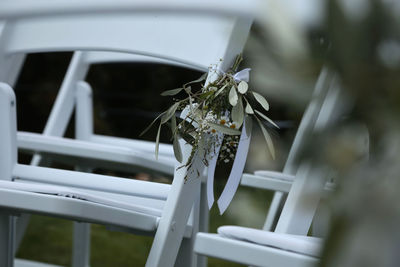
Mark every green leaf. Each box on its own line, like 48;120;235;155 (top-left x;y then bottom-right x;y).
171;115;176;135
255;110;279;129
215;83;228;97
160;88;183;96
245;116;252;136
232;97;244;127
256;118;275;159
229;86;238;106
155;123;162;160
209;122;241;135
173;134;183;163
161;102;179;124
140;111;166;136
184;72;207;87
252;92;270;111
199;91;214;100
184;86;192;94
244;99;254;114
238;81;248;94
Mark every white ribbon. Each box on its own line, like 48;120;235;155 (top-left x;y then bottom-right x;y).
233;68;251;83
206;118;252;214
206;133;224;209
217;118;252;214
210;67;251;83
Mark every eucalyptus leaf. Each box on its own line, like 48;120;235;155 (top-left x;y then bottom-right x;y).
229;86;238;106
245;99;254;114
155;123;162;160
252;92;270;111
173;134;183;163
256;118;275;159
171;115;177;135
160;88;183;96
184;86;192;94
238;81;249;94
255;110;280;129
232;97;244;127
161;102;179;124
209;122;241;135
140;111;166;136
215;83;228;97
199;91;214;100
184;72;207;87
245;116;252;136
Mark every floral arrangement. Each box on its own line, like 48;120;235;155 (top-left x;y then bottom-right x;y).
141;55;278;179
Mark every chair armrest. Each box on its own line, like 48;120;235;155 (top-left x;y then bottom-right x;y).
241;170;335;193
241;172;293;193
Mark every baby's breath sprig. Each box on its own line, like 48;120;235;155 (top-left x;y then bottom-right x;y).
141;55;278;179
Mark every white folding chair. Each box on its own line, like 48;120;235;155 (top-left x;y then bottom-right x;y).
13;51;209;266
241;68;338;231
0;1;255;266
194;70;344;266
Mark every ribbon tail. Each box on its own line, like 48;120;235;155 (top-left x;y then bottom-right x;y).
233;68;251;82
217;119;252;214
206;133;223;209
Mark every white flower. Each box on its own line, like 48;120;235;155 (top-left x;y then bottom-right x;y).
224;159;230;163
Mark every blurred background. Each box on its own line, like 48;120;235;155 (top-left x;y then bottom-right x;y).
12;0;400;266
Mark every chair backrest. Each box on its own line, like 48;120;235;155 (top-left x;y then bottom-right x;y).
0;0;253;144
261;68;338;231
0;1;253;71
275;75;343;235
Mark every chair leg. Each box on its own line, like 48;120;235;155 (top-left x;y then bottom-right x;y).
262;192;286;231
0;212;16;267
175;189;201;267
71;81;94;267
196;181;208;267
72;222;91;267
146;140;202;267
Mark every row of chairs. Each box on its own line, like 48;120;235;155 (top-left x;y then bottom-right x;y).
0;1;344;266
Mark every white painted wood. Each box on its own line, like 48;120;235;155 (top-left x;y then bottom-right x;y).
15;259;62;267
30;52;89;166
195;233;318;267
90;134;174;159
73;82;93;267
0;3;253;266
17;132;175;174
242;68;336;231
72;222;90;267
0;213;16;267
0;84;18;267
0;83;17;181
241;173;335;193
81;51;207;72
274;164;327;235
13;164;170;200
0;0;257;24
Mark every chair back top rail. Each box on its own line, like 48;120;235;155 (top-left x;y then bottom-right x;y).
0;0;254;71
0;0;257;19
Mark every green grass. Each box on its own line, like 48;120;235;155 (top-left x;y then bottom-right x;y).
16;185;272;267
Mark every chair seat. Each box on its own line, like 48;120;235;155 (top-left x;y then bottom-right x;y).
195;232;319;267
218;226;322;257
0;180;192;237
